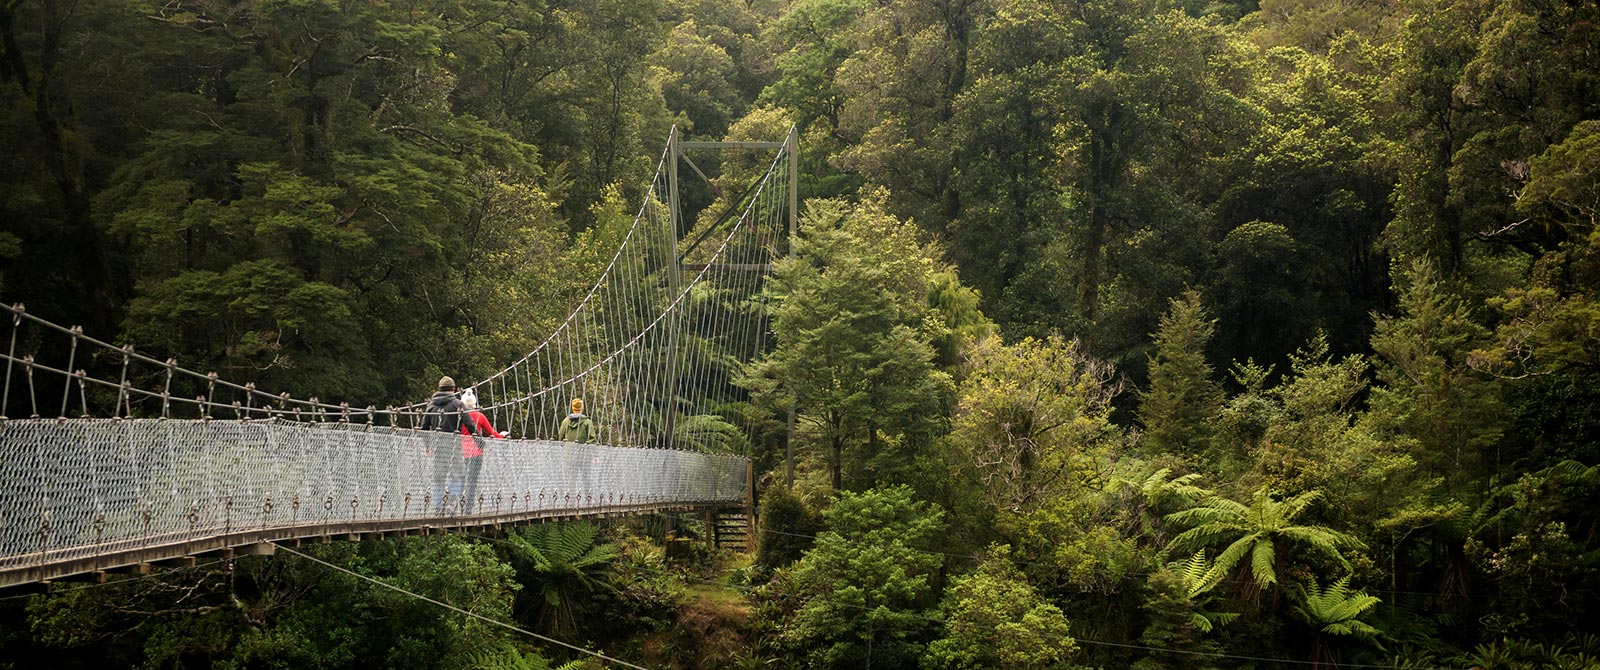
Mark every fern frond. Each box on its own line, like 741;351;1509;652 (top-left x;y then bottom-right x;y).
463;642;542;670
1277;489;1323;522
1210;534;1258;586
1250;539;1277;588
1167;473;1209;500
1165;505;1243;527
1177;550;1224;597
1544;459;1600;487
1179;550;1210;588
1278;526;1361;564
1165;523;1244;556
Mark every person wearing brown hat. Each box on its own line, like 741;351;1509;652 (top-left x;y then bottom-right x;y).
559;398;594;443
421;375;468;512
421;376;467;432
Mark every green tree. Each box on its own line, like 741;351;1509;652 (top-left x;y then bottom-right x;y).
772;486;946;670
1386;0;1600;278
1384;0;1491;275
22;536;524;669
1209;221;1312;364
1369;259;1503;485
1460;460;1600;639
828;0;986;231
1133;551;1236;670
1210;38;1399;362
761;0;864;140
924;547;1080;670
652;20;744;138
1137;290;1223;458
948;333;1121;515
740;196;955;491
1515;120;1600;234
755;485;826;575
0;0;123;331
1251;336;1434;540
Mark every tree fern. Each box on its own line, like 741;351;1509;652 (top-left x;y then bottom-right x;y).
1129;467;1210;505
504;522;620;637
1113;465;1215;546
1544;459;1600;486
1165;487;1363;593
1293;576;1383;643
673;413;743;453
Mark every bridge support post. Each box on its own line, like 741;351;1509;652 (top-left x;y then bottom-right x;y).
747;459;758;553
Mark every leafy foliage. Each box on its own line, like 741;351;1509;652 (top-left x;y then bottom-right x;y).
502;523;621;639
948;334;1122;515
1293;576;1382;642
5;0;1600;667
762;486;946;670
1166;487;1364;593
1292;575;1384;667
924;547;1080;670
1138;290;1223;458
740;196;956;491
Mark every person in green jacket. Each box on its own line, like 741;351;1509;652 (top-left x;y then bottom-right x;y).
559;398;595;443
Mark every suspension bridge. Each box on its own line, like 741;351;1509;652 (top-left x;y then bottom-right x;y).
0;128;797;589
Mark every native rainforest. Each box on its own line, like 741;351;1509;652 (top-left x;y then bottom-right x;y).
1;0;1598;668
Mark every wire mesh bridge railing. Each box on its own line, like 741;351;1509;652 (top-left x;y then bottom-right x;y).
0;128;794;587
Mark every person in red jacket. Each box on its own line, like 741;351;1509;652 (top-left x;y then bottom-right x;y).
459;388;505;513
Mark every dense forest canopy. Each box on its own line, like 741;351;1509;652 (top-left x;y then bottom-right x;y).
2;0;1598;668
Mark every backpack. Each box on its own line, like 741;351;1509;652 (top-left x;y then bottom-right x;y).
422;397;464;433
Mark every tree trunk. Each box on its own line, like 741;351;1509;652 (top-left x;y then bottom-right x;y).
1080;100;1124;322
830;412;843;490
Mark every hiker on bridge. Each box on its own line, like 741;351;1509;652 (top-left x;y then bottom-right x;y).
459;388;505;512
421;375;469;512
560;398;595;443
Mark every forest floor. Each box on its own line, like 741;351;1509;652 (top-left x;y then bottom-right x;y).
637;549;757;670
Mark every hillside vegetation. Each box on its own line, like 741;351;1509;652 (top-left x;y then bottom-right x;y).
2;0;1598;668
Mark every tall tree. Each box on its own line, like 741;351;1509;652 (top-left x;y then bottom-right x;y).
0;0;132;332
1137;290;1223;458
740;196;955;491
1369;259;1503;486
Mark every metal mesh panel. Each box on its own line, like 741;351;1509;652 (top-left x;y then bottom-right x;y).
0;418;749;572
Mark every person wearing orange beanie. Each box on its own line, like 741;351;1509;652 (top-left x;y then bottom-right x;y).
559;398;594;443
